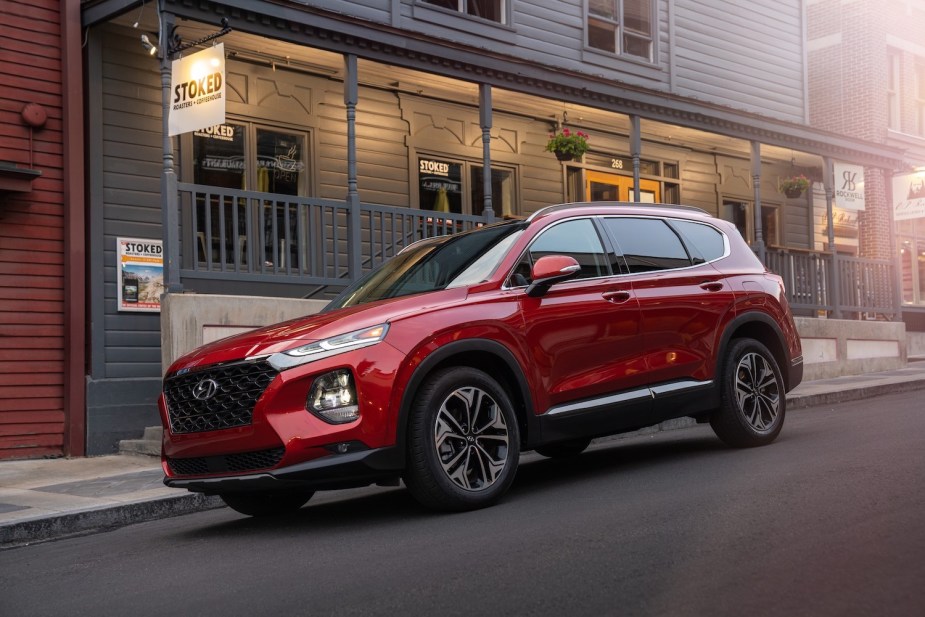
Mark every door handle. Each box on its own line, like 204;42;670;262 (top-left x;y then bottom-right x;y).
699;281;724;292
602;290;631;304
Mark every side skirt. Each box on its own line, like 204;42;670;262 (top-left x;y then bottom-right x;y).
536;380;718;446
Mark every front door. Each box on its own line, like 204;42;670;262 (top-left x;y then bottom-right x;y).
585;170;661;203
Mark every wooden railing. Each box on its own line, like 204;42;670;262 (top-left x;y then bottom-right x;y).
765;247;896;318
177;184;486;287
175;184;898;318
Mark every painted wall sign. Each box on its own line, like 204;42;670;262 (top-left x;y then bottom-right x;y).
893;172;925;221
169;44;226;136
117;238;164;312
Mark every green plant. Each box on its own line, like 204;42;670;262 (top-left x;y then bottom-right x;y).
545;128;590;159
778;174;810;195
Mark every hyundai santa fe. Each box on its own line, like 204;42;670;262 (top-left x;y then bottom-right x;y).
159;202;803;515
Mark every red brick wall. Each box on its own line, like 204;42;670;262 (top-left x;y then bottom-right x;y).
0;0;66;458
807;0;925;261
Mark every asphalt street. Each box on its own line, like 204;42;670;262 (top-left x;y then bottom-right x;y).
1;391;923;617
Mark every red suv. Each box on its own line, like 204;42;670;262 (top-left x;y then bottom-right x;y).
160;203;803;515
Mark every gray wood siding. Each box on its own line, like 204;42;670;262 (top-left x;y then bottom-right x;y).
290;0;393;24
304;1;805;122
782;200;811;250
671;0;806;121
96;27;165;380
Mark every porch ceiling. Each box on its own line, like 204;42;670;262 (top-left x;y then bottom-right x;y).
93;0;902;170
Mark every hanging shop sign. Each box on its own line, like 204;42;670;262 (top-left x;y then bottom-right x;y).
169;44;226;136
893;172;925;221
117;238;164;312
833;162;865;211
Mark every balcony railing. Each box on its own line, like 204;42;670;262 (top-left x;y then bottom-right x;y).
176;184;898;318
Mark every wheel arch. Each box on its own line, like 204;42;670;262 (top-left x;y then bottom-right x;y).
717;311;793;391
395;339;537;457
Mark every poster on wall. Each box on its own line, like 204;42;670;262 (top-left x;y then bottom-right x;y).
893;172;925;221
117;238;164;312
169;43;226;136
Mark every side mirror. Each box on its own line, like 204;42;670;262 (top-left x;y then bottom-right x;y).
526;255;581;297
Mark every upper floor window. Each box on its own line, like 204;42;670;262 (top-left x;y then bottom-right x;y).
587;0;653;62
888;50;901;131
422;0;505;23
916;62;925;137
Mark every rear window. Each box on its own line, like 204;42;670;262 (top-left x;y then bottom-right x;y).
671;220;727;262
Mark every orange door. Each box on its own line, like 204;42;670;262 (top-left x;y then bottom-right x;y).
585;170;660;203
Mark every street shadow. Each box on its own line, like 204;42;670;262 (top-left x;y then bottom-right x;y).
174;427;786;540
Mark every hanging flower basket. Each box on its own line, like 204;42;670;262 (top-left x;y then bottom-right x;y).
545;128;589;162
779;174;810;198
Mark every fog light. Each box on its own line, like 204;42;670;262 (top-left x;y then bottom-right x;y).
307;369;359;424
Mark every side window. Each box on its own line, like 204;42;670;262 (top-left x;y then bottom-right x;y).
670;220;727;263
603;218;692;273
513;218;609;284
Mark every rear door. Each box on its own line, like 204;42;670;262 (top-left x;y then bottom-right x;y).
601;216;735;387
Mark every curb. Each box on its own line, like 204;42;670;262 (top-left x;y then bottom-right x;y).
786;377;925;410
4;378;925;549
0;493;224;550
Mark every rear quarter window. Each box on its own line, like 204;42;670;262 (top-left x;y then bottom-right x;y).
670;220;727;262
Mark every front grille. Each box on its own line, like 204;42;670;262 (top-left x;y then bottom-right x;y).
167;447;286;477
163;360;278;434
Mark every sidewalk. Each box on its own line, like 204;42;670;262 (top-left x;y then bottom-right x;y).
3;363;925;549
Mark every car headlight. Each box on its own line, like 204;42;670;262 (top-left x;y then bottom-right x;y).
267;324;389;371
307;369;359;424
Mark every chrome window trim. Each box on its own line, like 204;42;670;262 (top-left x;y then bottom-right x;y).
545;379;714;417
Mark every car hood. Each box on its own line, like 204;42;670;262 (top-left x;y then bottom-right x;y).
165;287;470;375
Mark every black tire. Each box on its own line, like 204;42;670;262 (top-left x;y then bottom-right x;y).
710;338;785;448
404;367;520;511
535;438;592;459
219;490;314;517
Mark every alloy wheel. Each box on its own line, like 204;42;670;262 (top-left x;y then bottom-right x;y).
734;351;781;433
433;386;510;492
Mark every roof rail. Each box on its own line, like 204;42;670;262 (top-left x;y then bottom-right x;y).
526;201;710;221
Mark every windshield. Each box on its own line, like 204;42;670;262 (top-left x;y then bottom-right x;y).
326;222;525;311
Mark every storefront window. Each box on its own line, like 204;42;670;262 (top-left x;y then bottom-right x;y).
418;157;518;217
188;123;308;268
471;166;515;217
193;123;246;189
898;220;925;305
419;157;463;214
256;128;304;195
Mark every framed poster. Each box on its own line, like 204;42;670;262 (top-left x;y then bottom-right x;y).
117;238;164;312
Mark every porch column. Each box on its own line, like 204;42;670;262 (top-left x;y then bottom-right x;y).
630;115;641;202
824;157;842;318
751;141;765;264
159;9;182;292
479;84;495;220
344;54;361;278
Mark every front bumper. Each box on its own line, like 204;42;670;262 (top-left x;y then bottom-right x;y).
164;445;404;494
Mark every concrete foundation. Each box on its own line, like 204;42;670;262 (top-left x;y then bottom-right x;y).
160;293;329;372
796;317;906;380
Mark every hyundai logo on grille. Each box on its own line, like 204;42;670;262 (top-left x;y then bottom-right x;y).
192;378;220;401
